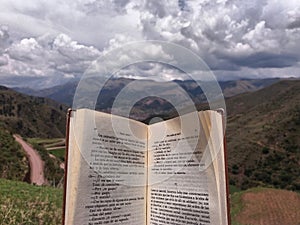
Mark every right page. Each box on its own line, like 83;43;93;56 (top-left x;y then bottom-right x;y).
147;110;229;225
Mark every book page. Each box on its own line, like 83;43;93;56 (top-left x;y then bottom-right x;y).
65;108;148;225
147;111;228;225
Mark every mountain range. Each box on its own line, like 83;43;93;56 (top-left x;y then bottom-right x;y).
0;86;67;138
14;77;279;104
13;77;280;121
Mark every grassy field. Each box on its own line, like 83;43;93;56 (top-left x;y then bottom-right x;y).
28;138;65;149
0;179;63;225
49;148;65;161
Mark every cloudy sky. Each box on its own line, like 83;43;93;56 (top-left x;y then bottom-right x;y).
0;0;300;88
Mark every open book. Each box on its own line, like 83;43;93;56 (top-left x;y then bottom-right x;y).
63;108;230;225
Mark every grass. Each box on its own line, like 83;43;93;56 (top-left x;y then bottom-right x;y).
0;178;63;224
28;138;65;148
230;185;241;195
230;188;244;225
28;138;63;145
49;148;66;161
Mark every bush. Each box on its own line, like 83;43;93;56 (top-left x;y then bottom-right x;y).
262;147;269;154
232;164;239;175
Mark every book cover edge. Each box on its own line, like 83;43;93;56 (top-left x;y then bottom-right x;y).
62;108;73;225
218;108;231;225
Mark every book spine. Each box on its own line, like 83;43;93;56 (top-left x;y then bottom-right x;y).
62;108;73;225
223;122;231;225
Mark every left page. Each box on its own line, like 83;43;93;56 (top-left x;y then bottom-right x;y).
64;108;148;225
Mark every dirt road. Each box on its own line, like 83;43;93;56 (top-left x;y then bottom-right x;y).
14;135;46;185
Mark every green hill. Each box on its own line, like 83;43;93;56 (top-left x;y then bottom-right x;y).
0;86;67;138
0;129;28;181
226;80;300;190
0;86;67;183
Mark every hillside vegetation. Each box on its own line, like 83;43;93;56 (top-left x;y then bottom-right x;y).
226;80;300;190
0;128;28;181
0;126;64;184
0;86;67;138
0;86;67;182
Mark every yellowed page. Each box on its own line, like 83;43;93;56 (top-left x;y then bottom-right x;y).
147;110;228;225
200;111;228;224
64;108;148;225
64;109;83;225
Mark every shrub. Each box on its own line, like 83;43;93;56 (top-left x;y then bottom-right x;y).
262;147;269;154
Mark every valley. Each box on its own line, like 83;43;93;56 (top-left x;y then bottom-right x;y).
0;78;299;224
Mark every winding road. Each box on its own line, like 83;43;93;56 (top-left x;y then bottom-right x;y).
14;135;46;185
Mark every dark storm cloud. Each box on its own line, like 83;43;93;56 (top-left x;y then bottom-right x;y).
229;52;299;69
287;19;300;29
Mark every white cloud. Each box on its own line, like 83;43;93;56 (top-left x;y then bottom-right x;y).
52;33;100;61
114;62;188;81
242;21;278;52
8;37;45;62
0;0;300;88
0;55;8;66
2;32;101;83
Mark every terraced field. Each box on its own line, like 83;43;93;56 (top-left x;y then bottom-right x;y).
231;187;300;225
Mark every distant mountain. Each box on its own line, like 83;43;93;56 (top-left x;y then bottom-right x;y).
13;80;79;106
220;78;281;97
0;86;68;138
0;75;75;90
6;78;300;191
13;78;280;107
225;80;300;191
